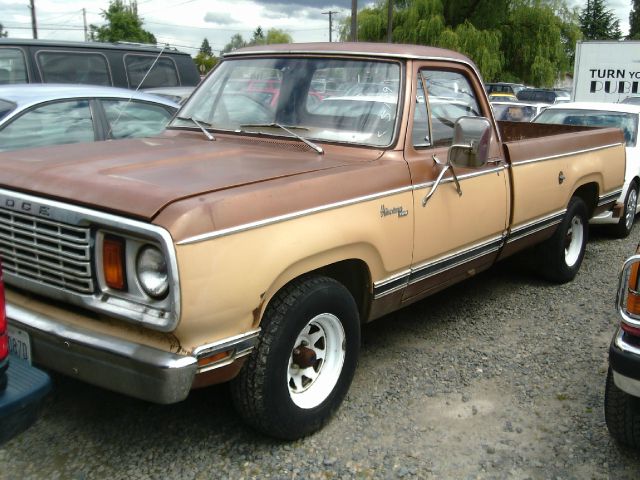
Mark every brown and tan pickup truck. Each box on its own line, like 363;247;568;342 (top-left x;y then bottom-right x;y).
0;43;626;439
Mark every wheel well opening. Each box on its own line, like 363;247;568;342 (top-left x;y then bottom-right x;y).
573;182;598;218
313;259;372;323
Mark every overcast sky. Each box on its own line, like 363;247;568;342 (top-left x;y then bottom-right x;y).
0;0;634;56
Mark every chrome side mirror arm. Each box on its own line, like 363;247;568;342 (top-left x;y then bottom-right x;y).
422;154;463;207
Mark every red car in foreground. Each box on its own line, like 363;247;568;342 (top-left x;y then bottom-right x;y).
0;261;51;445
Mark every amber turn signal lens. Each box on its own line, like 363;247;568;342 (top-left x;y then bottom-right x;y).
197;351;230;369
103;236;126;290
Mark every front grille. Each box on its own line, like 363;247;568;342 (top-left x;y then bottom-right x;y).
0;207;94;294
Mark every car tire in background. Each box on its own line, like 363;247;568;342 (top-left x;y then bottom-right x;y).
610;181;638;238
605;367;640;449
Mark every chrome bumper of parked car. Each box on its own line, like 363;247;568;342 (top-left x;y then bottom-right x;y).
6;302;198;404
610;327;640;397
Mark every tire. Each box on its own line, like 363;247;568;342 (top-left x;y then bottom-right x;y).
610;182;638;238
538;196;588;283
605;367;640;449
230;275;360;440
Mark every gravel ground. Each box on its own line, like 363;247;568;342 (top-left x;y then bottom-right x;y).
2;225;640;479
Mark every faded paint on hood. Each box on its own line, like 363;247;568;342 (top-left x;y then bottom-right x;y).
0;131;383;220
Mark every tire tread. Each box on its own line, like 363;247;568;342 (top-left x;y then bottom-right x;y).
605;368;640;449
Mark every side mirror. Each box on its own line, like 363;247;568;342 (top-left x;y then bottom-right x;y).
448;116;492;168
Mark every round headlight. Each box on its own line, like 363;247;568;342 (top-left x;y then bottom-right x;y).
136;246;169;299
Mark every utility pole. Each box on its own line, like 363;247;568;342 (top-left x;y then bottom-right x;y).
83;8;88;41
350;0;357;42
29;0;37;39
322;11;337;42
387;0;393;43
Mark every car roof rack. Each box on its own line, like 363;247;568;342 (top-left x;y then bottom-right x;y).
114;41;178;52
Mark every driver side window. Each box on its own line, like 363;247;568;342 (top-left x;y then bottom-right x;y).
412;69;481;149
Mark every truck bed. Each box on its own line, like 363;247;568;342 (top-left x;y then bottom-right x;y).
498;121;626;231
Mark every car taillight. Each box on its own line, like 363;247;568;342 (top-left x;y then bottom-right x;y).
0;262;7;362
626;262;640;315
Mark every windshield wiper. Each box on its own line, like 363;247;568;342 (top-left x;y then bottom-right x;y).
176;116;215;141
240;122;323;155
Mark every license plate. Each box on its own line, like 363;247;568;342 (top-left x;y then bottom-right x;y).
7;325;31;364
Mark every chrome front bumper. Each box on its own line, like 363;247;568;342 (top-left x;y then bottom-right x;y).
7;303;197;404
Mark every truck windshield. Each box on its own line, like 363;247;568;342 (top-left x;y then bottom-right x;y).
171;57;401;147
535;109;638;147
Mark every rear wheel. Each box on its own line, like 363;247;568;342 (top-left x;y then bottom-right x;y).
230;275;360;440
610;182;638;238
538;196;588;283
605;367;640;449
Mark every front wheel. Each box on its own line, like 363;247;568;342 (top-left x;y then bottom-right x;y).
538;196;588;283
230;275;360;440
610;182;638;238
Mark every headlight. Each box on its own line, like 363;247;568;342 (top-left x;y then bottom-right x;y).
136;245;169;299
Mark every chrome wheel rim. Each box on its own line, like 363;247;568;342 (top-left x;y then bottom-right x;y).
287;313;345;409
625;188;638;231
565;215;584;267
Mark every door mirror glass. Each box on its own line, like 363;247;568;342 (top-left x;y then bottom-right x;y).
448;116;491;168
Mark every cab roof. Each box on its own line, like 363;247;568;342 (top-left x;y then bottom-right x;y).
226;42;473;64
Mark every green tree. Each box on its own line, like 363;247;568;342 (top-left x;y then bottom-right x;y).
345;0;503;81
90;0;156;44
250;26;266;45
579;0;622;40
338;0;582;84
630;0;640;39
199;38;213;56
444;0;509;30
194;52;217;74
501;2;569;86
221;33;247;53
0;23;8;38
196;37;216;74
265;28;292;44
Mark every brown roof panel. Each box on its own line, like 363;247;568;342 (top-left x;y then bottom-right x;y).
227;42;472;64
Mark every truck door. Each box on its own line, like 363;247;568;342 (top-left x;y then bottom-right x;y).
403;62;509;302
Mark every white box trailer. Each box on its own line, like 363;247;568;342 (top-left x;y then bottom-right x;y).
572;40;640;103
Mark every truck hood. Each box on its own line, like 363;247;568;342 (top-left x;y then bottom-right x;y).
0;132;379;220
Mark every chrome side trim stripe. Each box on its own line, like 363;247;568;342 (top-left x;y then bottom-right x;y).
507;210;565;244
179;167;507;246
413;165;505;190
177;185;413;245
510;143;623;167
372;270;411;299
598;189;623;206
409;236;503;285
373;236;503;299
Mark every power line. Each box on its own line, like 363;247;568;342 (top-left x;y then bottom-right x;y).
4;26;86;31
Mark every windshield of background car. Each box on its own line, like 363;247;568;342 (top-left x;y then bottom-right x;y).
535;109;639;147
492;103;538;122
0;99;16;121
172;57;401;147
